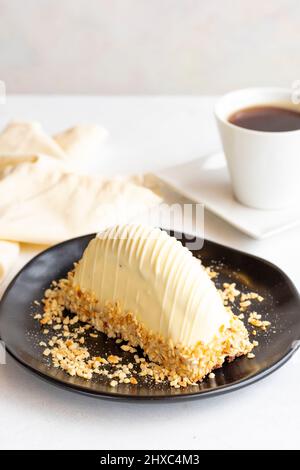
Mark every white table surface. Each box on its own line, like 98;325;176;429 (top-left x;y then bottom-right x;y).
0;95;300;450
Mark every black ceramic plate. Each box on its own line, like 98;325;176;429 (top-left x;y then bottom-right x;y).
0;232;300;401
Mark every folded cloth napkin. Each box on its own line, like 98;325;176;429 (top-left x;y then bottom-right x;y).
0;120;161;266
0;154;161;244
0;120;108;165
53;124;108;163
0;240;20;283
0;121;66;160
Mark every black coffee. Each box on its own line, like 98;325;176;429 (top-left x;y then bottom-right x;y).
228;105;300;132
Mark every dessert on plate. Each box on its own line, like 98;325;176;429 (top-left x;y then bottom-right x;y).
60;224;253;384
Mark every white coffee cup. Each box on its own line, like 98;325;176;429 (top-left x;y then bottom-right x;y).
215;87;300;210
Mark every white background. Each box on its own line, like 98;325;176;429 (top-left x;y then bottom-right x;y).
0;0;300;94
0;95;299;450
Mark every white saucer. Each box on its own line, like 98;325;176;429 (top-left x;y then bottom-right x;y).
153;151;300;240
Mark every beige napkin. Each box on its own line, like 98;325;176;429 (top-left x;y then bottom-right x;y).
0;155;161;244
0;121;161;274
0;121;66;160
0;240;20;283
54;124;108;163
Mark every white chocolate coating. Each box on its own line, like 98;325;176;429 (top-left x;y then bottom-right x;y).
73;224;231;346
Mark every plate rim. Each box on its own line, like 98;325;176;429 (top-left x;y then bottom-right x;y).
5;337;299;402
1;232;300;401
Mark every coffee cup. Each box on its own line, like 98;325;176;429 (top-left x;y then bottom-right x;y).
215;87;300;210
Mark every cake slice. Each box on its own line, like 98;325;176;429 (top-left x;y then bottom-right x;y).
64;224;253;383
